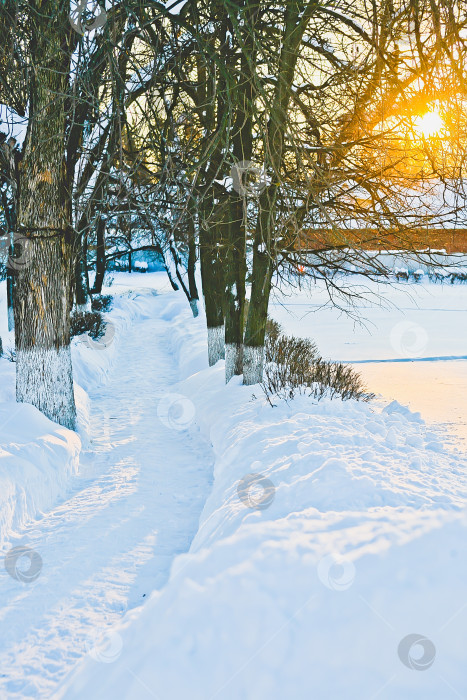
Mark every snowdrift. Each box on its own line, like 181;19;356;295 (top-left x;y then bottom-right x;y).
0;402;80;548
58;292;467;700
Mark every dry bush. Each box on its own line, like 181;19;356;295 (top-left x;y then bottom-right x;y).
262;324;373;405
70;310;106;341
91;294;113;312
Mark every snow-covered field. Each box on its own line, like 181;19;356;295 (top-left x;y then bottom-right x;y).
1;272;467;699
270;277;467;445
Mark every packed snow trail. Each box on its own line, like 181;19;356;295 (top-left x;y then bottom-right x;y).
0;292;213;698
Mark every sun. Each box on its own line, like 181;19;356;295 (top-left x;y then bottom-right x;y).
413;109;444;138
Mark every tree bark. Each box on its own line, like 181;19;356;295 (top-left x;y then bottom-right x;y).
224;196;246;382
15;1;76;429
199;200;226;365
243;2;312;385
74;230;90;309
224;0;254;383
0;148;18;331
92;215;106;293
187;202;199;318
243;204;274;384
2;207;16;332
195;20;229;365
7;268;14;331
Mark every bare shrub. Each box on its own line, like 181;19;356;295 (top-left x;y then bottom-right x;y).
70;310;106;341
262;327;373;405
91;294;113;312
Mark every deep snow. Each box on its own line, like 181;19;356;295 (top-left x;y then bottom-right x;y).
0;272;466;699
59;274;467;700
0;279;213;697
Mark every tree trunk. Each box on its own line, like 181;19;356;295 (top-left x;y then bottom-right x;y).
168;238;197;313
74;230;90;310
92;216;106;293
187;206;199;318
195;22;229;365
7;266;14;331
164;262;179;290
224;196;246;382
243;226;273;385
224;0;254;383
243;3;309;385
199;203;225;366
0;174;17;331
15;1;76;429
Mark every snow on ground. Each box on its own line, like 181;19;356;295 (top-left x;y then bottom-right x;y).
1;272;467;699
0;402;80;550
58;274;467;700
269;277;467;445
0;275;213;697
0;290;81;548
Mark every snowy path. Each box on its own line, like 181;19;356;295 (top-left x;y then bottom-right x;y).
0;295;213;698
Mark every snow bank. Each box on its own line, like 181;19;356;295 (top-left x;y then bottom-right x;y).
0;285;81;547
0;283;161;549
58;295;467;700
0;404;80;549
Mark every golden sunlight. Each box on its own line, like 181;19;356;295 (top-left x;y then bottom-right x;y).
413;109;444;138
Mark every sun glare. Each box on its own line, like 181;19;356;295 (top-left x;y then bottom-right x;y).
413;110;444;138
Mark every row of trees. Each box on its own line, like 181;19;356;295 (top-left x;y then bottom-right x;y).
1;0;466;429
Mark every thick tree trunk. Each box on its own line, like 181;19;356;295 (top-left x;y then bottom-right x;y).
243;233;273;385
15;3;76;429
243;187;275;385
199;207;225;366
224;196;246;382
195;22;229;365
243;3;308;385
92;216;106;293
224;0;254;383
